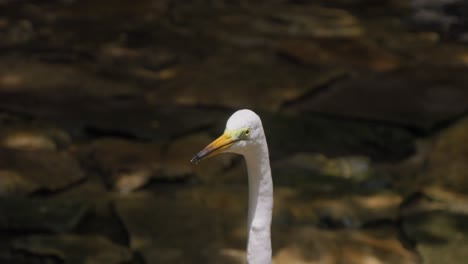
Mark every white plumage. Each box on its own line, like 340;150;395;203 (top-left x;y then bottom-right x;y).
192;109;273;264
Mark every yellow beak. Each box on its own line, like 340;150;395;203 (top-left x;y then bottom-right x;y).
191;133;236;164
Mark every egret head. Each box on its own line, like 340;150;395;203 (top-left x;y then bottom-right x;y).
191;109;264;163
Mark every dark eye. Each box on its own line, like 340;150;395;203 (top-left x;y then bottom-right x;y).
245;129;250;136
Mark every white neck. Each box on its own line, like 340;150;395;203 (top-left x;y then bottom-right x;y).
244;138;273;264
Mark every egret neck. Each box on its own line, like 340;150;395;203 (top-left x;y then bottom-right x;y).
190;109;274;264
244;138;273;264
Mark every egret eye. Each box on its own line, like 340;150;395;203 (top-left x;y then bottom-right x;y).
245;129;250;136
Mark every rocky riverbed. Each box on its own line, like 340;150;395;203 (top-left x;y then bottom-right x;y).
1;0;468;263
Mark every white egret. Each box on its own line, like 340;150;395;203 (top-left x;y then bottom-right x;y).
191;109;273;264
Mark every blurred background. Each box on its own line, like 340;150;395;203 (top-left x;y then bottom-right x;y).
0;0;468;263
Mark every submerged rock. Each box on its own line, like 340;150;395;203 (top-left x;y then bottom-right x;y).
417;240;468;264
0;122;71;151
0;197;87;232
409;0;468;42
274;227;418;264
402;210;468;264
276;189;402;228
276;153;373;181
13;235;132;264
76;138;164;193
0;170;37;195
0;148;85;196
278;38;401;72
287;66;468;131
403;211;468;244
114;191;245;263
422;116;468;192
226;4;362;39
262;113;415;161
401;185;468;264
147;51;346;111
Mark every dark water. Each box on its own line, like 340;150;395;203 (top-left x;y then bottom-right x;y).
1;0;468;263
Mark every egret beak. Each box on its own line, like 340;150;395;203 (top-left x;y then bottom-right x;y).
191;133;236;164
